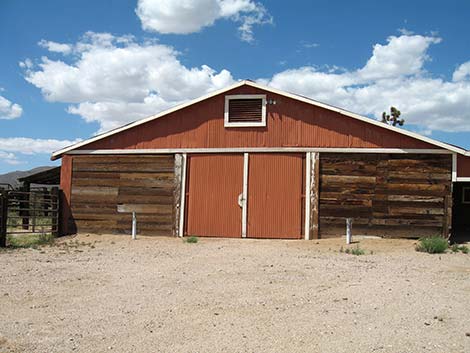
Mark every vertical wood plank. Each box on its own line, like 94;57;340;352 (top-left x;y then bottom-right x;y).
442;193;452;238
174;154;182;237
310;152;320;239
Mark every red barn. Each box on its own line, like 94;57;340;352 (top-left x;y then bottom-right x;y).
52;80;470;240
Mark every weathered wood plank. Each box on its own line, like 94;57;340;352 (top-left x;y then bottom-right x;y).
70;155;176;236
319;153;452;239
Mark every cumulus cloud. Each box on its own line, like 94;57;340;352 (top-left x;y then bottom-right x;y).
22;32;470;135
264;34;470;132
0;95;23;119
23;32;234;132
0;137;81;165
136;0;272;42
0;137;81;155
38;40;72;54
0;151;21;165
453;61;470;82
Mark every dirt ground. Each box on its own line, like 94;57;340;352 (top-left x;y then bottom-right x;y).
0;234;469;353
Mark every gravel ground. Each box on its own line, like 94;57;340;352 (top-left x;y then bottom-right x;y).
0;234;469;353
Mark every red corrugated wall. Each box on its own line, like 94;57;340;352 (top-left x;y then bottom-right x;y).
185;154;244;237
81;85;437;151
247;153;303;239
457;154;470;178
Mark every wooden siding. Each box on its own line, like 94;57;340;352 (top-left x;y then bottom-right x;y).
81;85;437;152
319;153;452;238
247;153;304;239
70;155;175;235
185;154;244;237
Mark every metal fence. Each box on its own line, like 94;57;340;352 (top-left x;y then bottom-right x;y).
0;187;59;247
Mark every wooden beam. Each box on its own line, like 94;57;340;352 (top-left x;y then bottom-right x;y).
305;152;320;240
174;154;183;237
310;152;320;239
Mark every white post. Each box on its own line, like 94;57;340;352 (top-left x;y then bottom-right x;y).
132;212;137;240
241;153;249;238
452;153;457;182
304;152;311;240
346;218;352;244
178;153;187;237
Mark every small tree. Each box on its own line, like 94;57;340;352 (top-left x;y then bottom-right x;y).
382;106;404;126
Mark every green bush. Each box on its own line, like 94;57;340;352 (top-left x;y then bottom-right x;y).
344;245;365;256
459;245;469;254
185;236;198;244
416;236;448;254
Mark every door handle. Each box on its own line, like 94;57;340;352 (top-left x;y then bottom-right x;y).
238;193;244;208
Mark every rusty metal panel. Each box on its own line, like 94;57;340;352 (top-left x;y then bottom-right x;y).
247;153;303;239
83;85;437;151
185;154;243;237
60;155;74;235
457;154;470;177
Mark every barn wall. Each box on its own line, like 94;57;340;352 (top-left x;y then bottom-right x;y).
59;155;74;235
319;153;452;238
70;155;175;235
82;85;437;151
457;154;470;178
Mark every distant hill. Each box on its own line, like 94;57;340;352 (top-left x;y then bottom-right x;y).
0;166;55;189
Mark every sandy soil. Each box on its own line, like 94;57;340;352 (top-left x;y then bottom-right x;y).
0;234;469;353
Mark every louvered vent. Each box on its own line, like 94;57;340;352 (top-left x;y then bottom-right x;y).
228;99;263;123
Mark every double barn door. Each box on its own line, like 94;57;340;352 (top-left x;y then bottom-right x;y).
185;153;303;239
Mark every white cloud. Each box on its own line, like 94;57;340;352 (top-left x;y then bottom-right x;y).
38;40;72;54
136;0;272;42
22;32;470;135
23;32;234;132
0;137;80;166
357;35;441;80
0;151;21;165
0;95;23;119
0;137;82;155
301;41;319;49
453;61;470;82
264;34;470;132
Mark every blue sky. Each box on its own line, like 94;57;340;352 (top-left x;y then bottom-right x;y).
1;0;470;174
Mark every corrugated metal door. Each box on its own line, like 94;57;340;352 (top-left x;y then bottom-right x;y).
247;153;303;239
185;154;244;237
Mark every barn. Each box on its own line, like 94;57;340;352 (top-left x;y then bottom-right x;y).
52;80;470;240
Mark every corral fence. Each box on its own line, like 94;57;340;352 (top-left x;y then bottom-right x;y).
0;187;59;247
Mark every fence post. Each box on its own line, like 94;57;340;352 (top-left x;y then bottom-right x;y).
0;190;8;247
51;187;59;237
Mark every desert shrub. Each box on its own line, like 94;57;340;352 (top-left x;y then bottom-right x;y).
344;245;365;256
451;244;460;253
416;236;448;254
459;245;469;254
185;236;198;244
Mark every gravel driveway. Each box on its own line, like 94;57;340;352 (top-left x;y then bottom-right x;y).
0;234;469;353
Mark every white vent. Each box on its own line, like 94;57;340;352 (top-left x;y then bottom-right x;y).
224;94;267;127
